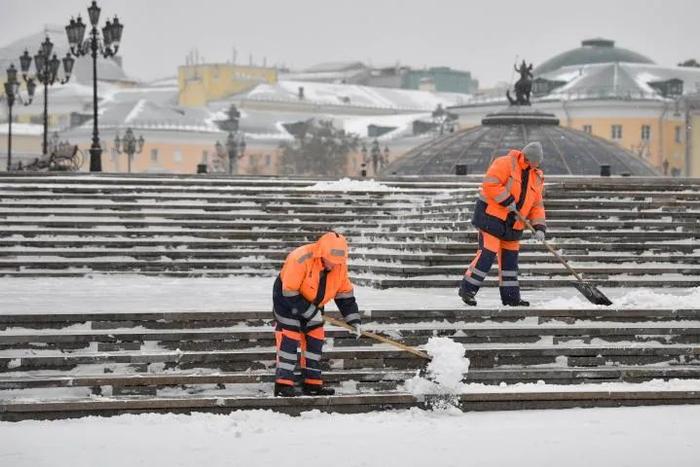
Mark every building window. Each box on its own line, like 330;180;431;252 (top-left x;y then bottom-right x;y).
150;148;159;162
641;125;651;141
611;124;622;140
675;126;682;143
202;150;209;164
582;125;592;134
174;149;182;163
265;154;271;166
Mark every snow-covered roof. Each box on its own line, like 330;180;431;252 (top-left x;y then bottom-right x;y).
539;63;700;101
235;80;472;111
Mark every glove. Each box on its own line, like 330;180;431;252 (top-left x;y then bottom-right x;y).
534;230;546;242
351;322;362;339
507;202;517;212
307;308;324;327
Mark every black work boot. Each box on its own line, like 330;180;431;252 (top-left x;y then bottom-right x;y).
502;298;530;307
302;383;335;396
274;383;297;397
459;288;477;306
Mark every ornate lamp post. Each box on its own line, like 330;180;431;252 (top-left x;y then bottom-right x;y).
65;1;123;172
360;143;368;177
114;128;144;173
3;64;36;171
215;132;246;175
19;37;75;157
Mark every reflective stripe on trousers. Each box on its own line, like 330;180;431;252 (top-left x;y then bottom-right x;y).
461;230;520;301
274;322;326;385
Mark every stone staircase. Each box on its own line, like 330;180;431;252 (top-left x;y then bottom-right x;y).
0;174;698;287
1;173;699;420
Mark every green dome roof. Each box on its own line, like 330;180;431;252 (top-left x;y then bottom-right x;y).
534;38;654;76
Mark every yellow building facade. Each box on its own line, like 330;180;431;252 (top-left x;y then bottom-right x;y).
178;64;278;107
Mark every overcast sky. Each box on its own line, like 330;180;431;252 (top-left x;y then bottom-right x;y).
1;0;698;87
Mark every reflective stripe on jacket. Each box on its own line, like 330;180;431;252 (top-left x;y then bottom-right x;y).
471;150;546;240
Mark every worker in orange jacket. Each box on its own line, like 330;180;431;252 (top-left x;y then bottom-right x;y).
272;231;362;397
459;142;547;307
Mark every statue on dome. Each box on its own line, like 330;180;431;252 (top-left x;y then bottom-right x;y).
506;60;534;106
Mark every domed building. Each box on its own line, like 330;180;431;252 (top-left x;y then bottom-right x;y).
383;107;659;176
533;38;655;75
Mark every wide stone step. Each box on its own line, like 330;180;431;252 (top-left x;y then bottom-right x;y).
0;238;694;255
2;344;699;373
0;257;696;275
0;226;695;242
3;388;700;420
3;201;697;222
4;323;700;351
0;183;442;197
4;309;699;330
3;366;700;392
3;211;697;230
1;249;697;266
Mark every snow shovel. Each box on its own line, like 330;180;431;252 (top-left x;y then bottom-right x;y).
323;315;431;360
515;212;613;306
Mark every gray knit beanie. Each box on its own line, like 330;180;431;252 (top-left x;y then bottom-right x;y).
522;142;544;166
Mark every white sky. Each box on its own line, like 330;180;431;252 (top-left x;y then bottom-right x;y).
1;0;699;87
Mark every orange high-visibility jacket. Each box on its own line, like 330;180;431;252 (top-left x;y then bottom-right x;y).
274;241;360;325
471;149;546;240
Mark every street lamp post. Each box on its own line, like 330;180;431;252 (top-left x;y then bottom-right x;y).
360;143;368;177
3;64;36;171
19;37;75;157
65;1;123;172
215;132;246;175
114;128;144;173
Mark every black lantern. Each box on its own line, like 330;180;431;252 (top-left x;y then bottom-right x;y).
33;51;46;76
19;50;32;75
40;37;53;60
111;17;123;47
88;1;101;26
62;53;75;78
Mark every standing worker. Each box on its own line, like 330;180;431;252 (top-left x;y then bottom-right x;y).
272;231;362;397
459;142;547;307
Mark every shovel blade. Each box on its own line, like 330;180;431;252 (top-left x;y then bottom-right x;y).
573;281;613;306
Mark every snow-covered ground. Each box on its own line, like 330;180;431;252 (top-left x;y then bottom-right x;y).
1;406;699;467
1;275;699;314
2;275;700;465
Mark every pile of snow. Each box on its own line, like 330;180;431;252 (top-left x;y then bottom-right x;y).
302;178;394;192
404;337;470;395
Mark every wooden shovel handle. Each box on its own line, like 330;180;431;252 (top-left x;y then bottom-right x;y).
515;211;585;283
323;315;431;360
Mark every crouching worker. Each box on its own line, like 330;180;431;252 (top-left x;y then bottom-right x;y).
272;231;362;397
459;141;547;307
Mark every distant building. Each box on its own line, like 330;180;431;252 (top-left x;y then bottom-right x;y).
177;63;278;107
282;62;479;94
402;67;479;94
281;61;370;85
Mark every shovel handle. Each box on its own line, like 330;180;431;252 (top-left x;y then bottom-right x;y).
515;212;585;283
323;315;431;360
